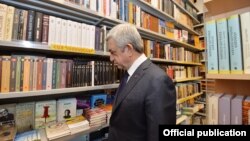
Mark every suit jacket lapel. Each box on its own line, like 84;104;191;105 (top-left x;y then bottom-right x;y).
112;59;151;114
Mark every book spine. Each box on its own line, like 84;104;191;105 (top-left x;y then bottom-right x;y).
10;56;17;92
206;20;219;74
34;12;43;42
228;15;243;74
216;18;230;74
26;10;35;41
240;12;250;74
42;14;49;43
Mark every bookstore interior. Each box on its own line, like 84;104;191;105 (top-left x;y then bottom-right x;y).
0;0;250;140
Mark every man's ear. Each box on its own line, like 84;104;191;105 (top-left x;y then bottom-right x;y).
126;44;134;56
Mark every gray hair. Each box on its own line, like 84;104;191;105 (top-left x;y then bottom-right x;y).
106;23;144;53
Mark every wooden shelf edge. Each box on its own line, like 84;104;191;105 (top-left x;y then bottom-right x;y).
174;77;202;82
0;84;119;99
177;92;203;104
176;115;188;124
206;74;250;80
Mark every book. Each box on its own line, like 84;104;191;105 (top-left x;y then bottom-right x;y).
15;102;35;133
231;95;244;124
35;100;56;129
0;103;16;125
206;20;219;74
228;14;243;74
15;130;41;141
45;121;70;140
240;12;250;74
90;94;107;108
216;18;230;74
218;94;234;124
57;98;77;122
0;123;16;141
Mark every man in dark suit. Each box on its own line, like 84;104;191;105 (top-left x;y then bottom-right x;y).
106;23;176;141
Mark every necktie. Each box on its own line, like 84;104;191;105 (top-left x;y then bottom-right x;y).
115;72;129;103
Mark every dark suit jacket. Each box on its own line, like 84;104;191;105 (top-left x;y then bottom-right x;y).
108;59;176;141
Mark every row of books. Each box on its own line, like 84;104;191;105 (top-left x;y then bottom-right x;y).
206;12;250;74
0;93;112;133
159;65;200;80
61;0;195;29
0;55;123;93
0;3;108;52
207;94;250;125
175;82;200;99
143;39;201;62
144;0;195;28
52;0;201;46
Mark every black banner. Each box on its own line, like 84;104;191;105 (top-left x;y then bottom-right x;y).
159;125;250;140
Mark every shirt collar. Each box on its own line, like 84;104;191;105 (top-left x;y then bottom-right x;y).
127;54;147;77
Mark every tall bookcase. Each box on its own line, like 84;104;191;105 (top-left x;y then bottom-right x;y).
0;0;204;140
204;0;250;125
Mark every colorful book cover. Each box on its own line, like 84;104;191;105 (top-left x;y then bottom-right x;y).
90;94;107;108
35;100;56;129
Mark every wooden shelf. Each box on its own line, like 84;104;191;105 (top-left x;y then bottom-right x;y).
0;84;119;99
150;58;202;66
193;23;204;28
177;92;203;104
171;0;200;24
206;74;250;80
174;77;202;83
134;0;200;35
40;124;109;141
195;112;206;116
0;40;110;57
195;101;206;104
187;0;200;12
205;0;250;21
176;115;188;125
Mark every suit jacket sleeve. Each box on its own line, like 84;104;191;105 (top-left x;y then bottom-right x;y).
145;75;176;141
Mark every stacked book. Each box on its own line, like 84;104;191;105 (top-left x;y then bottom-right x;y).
45;121;70;140
66;115;90;134
99;104;112;125
84;108;107;127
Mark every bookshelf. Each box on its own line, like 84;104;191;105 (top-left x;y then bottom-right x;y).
174;76;202;83
177;92;203;104
171;0;200;24
204;0;250;125
0;84;119;99
0;0;205;139
133;0;201;35
206;74;250;80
